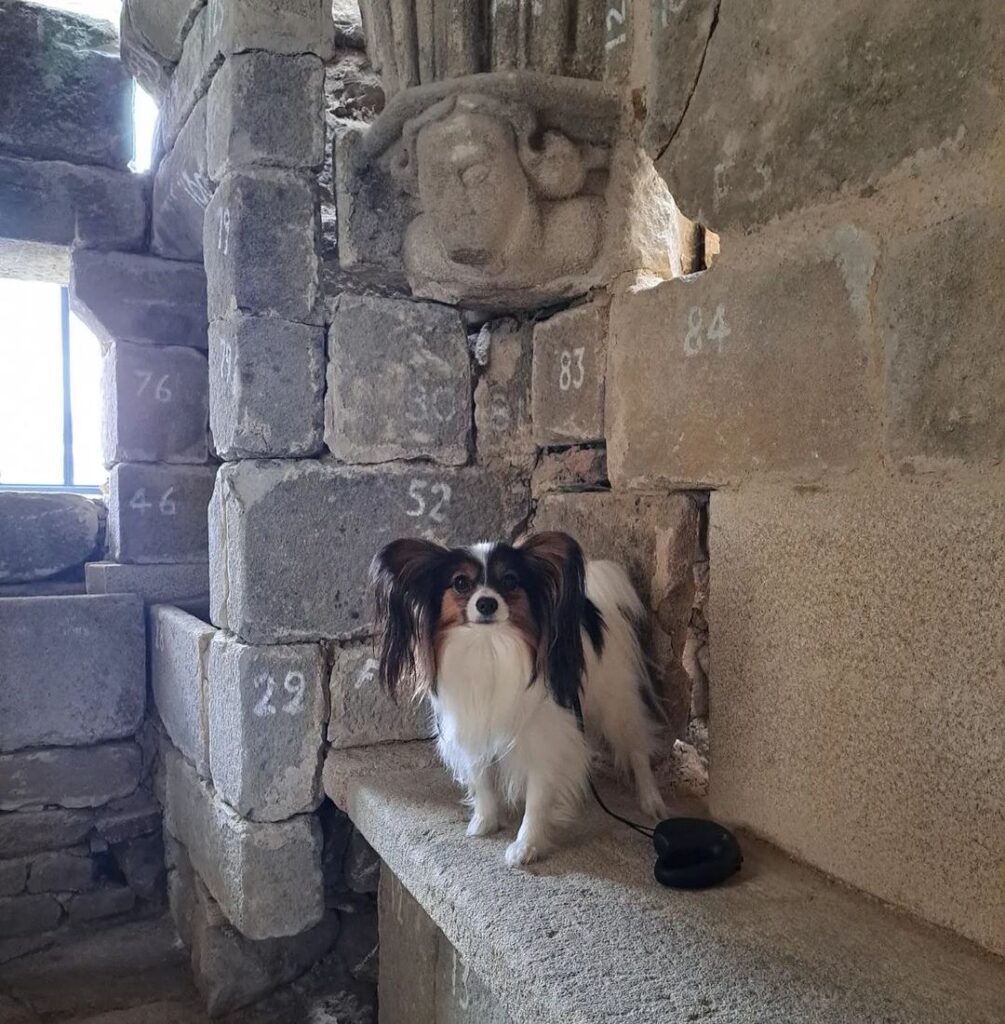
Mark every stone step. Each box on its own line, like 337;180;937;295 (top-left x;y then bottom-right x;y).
346;765;1005;1024
0;595;146;753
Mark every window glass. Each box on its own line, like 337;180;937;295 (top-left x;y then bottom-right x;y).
0;279;64;486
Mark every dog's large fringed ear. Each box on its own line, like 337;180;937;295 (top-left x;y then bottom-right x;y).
369;538;447;702
518;531;594;715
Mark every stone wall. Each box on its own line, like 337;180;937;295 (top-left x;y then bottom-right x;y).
630;0;1004;957
0;1;167;962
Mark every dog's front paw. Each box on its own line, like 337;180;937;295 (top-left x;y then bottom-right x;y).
505;837;544;867
466;812;500;838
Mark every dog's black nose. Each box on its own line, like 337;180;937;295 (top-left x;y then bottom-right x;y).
476;596;498;617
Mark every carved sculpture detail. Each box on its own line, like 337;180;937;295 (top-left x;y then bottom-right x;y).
387;93;607;307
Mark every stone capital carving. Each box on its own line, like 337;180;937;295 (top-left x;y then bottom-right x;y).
341;72;621;311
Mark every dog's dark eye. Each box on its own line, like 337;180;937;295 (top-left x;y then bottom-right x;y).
452;574;473;595
498;572;520;593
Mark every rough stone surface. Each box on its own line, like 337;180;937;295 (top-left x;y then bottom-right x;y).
211;0;335;59
472;320;535;465
119;0;176;98
27;850;95;894
0;156;147;254
108;463;216;564
71;250;209;350
67;885;136;923
208;316;325;460
326;295;471;465
152;98;214;262
0;860;27;897
163;746;324;940
0;810;95;859
328;643;434;750
204;170;322;324
606;228;877;488
879;205;1005;469
531;301;608;445
210;460;528;643
120;0;204;64
657;0;1004;229
0;595;145;753
0;492;100;583
0;744;141;812
150;606;215;779
0;1;132;169
333;126;410;290
207;634;326;822
102;342;209;466
710;480;1005;957
343;829;380;896
159;5;222;150
377;869;437;1024
322;741;440;810
207;52;325;179
85;561;209;607
531;447;608;495
0;894;62;938
0;916;197;1017
168;836;338;1016
351;767;1005;1024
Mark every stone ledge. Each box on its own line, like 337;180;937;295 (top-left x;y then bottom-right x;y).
347;768;1005;1024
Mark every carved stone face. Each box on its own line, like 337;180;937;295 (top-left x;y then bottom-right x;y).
413;110;532;267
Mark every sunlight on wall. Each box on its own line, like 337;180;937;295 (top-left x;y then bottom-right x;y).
0;280;105;488
0;0;160;489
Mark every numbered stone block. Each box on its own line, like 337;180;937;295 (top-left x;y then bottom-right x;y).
207;635;326;822
326;295;471;465
0;156;146;255
878;205;1005;469
0;595;145;753
204;170;322;324
0;743;141;812
208;52;325;179
85;561;209;607
211;461;529;643
473;320;534;465
328;642;434;749
209;316;325;460
151;606;215;779
656;2;1003;228
532;301;608;445
606;227;877;488
108;463;216;564
0;1;133;169
102;341;209;466
152;97;214;262
0;492;100;583
71;250;208;350
163;745;324;939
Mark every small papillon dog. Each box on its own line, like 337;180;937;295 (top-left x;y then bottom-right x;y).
370;531;668;867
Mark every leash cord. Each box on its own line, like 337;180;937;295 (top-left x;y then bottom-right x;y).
587;776;654;839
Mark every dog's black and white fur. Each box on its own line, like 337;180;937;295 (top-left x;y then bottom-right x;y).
370;532;667;867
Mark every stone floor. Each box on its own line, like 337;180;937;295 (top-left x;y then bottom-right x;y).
0;917;374;1024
